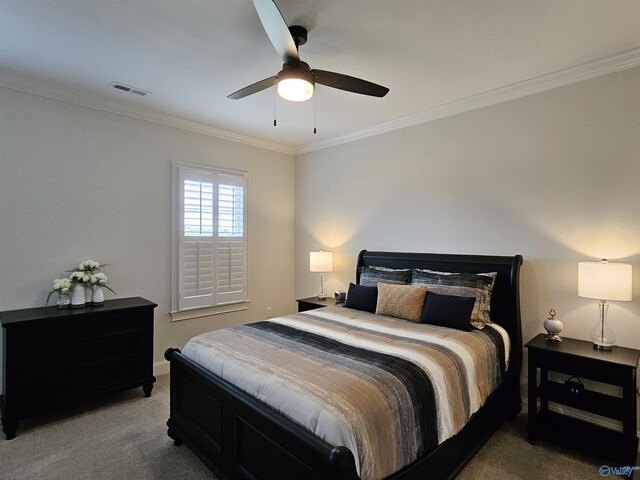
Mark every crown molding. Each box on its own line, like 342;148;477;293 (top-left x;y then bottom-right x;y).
0;77;295;156
2;47;639;158
294;47;640;155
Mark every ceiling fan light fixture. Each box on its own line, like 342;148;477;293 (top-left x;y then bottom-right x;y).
227;2;389;102
277;77;314;102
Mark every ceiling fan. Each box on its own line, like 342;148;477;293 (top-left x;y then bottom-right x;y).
228;0;389;102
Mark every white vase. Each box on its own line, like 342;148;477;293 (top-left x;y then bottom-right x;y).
85;284;93;304
92;285;104;305
71;283;86;308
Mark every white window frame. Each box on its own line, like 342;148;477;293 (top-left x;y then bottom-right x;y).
171;162;249;321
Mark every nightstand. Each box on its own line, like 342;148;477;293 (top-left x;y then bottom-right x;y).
526;334;640;467
296;296;338;312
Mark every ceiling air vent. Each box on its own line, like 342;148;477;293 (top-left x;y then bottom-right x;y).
110;82;149;97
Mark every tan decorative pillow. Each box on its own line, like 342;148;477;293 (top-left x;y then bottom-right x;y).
375;283;428;323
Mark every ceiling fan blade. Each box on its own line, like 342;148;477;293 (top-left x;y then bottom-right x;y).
227;76;277;99
312;70;389;97
252;0;299;63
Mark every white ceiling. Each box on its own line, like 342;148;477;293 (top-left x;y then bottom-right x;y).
2;0;640;153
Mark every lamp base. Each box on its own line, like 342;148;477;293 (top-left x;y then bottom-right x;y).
590;300;615;351
317;272;326;300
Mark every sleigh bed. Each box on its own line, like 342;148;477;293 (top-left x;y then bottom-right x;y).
165;250;523;480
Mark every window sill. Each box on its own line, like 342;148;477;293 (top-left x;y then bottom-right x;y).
170;301;250;322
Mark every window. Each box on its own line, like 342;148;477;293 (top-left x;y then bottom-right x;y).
172;163;247;314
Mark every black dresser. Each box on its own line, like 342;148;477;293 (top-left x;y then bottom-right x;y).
0;296;157;439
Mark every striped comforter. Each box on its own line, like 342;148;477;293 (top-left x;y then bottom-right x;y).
183;306;509;480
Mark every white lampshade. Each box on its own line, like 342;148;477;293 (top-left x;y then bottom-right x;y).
578;260;632;301
278;78;314;102
310;251;333;273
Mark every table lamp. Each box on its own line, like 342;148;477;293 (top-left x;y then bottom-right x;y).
310;250;333;300
578;259;632;350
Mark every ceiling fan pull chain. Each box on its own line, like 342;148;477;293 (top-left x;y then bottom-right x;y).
273;83;277;127
313;92;317;134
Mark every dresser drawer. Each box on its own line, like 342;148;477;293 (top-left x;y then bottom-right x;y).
63;331;151;366
10;377;68;416
68;354;149;397
68;313;151;342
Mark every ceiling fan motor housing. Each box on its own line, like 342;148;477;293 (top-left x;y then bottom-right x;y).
277;61;314;85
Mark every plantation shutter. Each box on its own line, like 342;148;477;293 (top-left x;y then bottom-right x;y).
216;180;246;304
177;165;247;311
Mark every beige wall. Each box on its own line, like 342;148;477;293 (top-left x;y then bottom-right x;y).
0;86;295;387
295;67;640;424
2;65;640;429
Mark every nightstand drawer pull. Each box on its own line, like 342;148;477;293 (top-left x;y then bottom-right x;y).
564;376;584;395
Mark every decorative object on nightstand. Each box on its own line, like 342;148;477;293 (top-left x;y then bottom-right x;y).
309;250;333;300
543;308;563;341
334;291;346;303
578;259;632;350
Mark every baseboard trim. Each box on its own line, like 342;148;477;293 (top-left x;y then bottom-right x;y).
153;360;170;377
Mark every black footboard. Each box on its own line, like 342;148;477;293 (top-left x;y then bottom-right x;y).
164;347;359;480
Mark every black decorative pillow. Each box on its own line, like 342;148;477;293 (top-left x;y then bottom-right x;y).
344;283;378;313
420;292;475;331
412;269;497;329
359;266;411;287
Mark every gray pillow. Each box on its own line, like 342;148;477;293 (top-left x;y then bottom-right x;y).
412;269;497;329
359;266;411;287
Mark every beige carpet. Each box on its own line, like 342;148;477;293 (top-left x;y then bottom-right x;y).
0;375;629;479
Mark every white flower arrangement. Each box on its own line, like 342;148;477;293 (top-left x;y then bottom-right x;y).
89;272;116;294
53;277;72;293
70;259;109;274
67;259;112;284
70;271;92;284
46;259;116;305
46;277;73;305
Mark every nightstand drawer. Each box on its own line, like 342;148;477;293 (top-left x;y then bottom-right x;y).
531;349;631;385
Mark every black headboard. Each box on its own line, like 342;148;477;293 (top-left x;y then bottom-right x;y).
356;250;524;370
